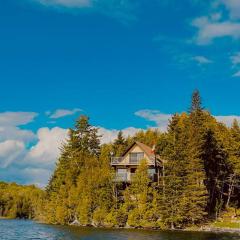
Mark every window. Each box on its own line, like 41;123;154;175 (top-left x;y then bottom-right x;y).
116;168;127;181
117;169;127;174
129;152;144;163
148;168;156;176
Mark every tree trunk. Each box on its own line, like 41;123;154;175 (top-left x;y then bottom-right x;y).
226;174;235;208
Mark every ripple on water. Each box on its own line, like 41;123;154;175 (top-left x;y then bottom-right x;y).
0;220;239;240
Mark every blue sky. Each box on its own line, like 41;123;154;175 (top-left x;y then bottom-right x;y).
1;0;240;186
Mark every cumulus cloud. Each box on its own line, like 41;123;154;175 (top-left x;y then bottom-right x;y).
0;112;36;145
219;0;240;20
20;125;141;185
99;127;141;144
0;126;35;143
192;56;213;64
215;115;240;126
134;110;240;130
0;110;143;186
192;16;240;45
0;111;68;186
47;108;81;119
135;110;172;131
0;112;37;171
21;167;53;188
24;127;68;168
0;140;26;168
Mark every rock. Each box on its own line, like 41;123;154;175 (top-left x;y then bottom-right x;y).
70;219;80;226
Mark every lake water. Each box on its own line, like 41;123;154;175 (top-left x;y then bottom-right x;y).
0;220;239;240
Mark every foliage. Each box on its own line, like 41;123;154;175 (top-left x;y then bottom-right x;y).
0;182;45;219
2;91;240;230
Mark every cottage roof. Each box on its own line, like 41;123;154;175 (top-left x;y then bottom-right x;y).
121;141;155;159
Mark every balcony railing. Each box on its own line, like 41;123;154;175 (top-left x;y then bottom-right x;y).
114;172;157;182
111;157;123;165
111;156;155;165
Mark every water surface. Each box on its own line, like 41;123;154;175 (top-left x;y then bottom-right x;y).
0;220;239;240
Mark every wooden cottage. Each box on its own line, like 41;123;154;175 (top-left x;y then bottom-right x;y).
111;141;162;183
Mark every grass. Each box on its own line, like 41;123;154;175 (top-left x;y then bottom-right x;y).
213;221;240;229
211;207;240;229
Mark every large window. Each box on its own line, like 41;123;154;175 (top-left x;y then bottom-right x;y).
116;169;127;181
148;168;156;176
129;152;144;164
148;168;156;181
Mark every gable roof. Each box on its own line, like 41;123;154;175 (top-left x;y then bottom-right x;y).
121;141;155;159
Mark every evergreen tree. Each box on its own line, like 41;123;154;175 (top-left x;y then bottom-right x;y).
202;129;228;217
225;120;240;208
183;90;207;224
158;114;188;229
190;89;203;113
113;131;126;156
45;115;102;224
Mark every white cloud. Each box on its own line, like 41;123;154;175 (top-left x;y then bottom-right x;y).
0;112;37;169
32;0;136;23
219;0;240;20
0;112;36;148
135;110;172;131
231;52;240;65
192;56;213;64
192;16;240;45
21;167;53;188
232;70;240;77
0;112;37;126
24;127;68;168
135;110;240;130
210;12;222;21
230;52;240;77
0;126;35;143
99;127;141;144
36;0;92;8
48;108;81;119
215;115;240;126
0;140;26;168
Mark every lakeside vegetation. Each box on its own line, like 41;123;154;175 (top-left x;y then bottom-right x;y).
1;90;240;230
0;182;45;219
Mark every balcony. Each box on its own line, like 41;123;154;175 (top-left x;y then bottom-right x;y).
113;172;157;182
111;157;123;165
111;156;155;166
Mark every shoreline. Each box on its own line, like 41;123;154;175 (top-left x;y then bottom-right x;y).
190;226;240;234
1;218;240;235
67;222;240;235
159;227;240;234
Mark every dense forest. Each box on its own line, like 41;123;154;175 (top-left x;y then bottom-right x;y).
0;182;45;219
1;90;240;229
